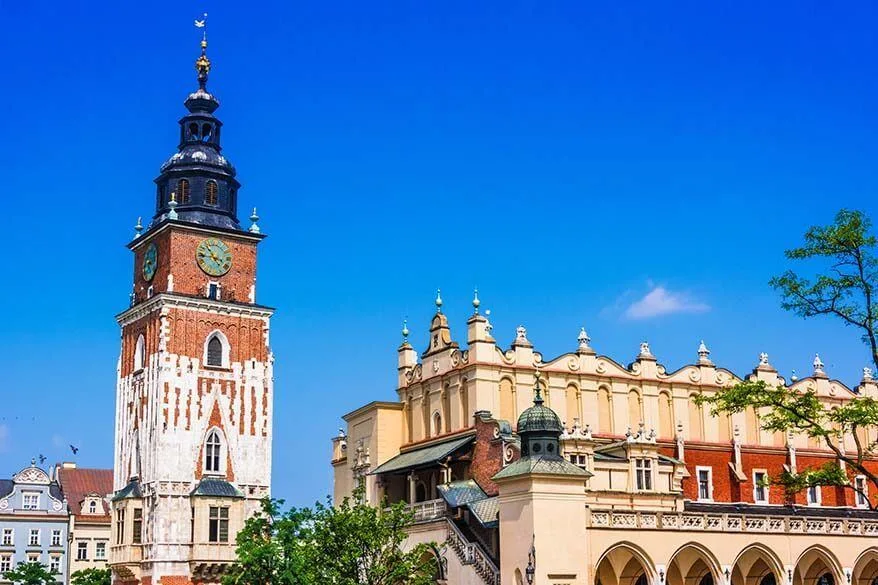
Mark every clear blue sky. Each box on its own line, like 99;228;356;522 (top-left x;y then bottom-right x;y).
0;1;876;505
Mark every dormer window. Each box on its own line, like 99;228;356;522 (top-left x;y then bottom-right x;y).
178;179;191;204
205;180;218;206
89;500;97;513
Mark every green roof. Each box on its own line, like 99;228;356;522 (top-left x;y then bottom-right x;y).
371;434;475;475
493;456;593;481
111;479;142;502
468;497;499;528
191;478;244;498
437;480;487;508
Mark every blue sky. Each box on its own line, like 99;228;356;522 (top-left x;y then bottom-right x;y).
0;1;876;505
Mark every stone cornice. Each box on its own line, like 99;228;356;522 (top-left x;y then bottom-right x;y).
117;293;274;326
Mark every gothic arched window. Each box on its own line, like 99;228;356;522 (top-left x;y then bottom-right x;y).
205;180;218;206
133;334;145;371
207;336;223;367
205;430;222;473
178;179;190;204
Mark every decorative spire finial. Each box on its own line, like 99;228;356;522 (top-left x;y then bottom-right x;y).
758;352;769;366
639;341;653;358
697;340;710;363
533;370;544;405
168;192;179;220
864;367;874;382
813;353;825;375
472;288;480;314
194;13;211;89
248;207;261;233
578;327;591;350
402;319;410;344
134;217;143;238
435;289;443;313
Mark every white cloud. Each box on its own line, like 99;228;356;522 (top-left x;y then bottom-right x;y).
624;286;710;320
0;425;8;453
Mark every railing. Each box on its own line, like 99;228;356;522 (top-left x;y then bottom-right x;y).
445;518;500;585
589;509;878;536
409;499;447;523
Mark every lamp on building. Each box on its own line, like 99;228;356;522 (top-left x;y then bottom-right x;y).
525;538;536;584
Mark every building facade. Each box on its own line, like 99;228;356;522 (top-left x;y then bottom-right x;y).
55;463;113;581
0;462;69;584
109;33;274;585
332;294;878;585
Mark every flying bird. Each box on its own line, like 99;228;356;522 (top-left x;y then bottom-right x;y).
69;444;79;455
194;19;206;28
38;454;46;464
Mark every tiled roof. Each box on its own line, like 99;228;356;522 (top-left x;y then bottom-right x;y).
56;467;113;519
493;455;593;480
437;480;487;508
468;496;499;528
371;434;475;476
191;478;243;498
112;478;142;502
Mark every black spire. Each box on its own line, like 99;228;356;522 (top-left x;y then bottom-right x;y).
151;27;242;231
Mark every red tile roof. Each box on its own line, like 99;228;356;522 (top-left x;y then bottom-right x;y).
56;466;114;521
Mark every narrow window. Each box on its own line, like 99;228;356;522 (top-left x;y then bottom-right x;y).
178;179;191;204
635;458;652;491
208;506;229;542
132;508;143;544
77;541;88;560
189;122;200;140
134;334;145;371
205;431;222;473
856;476;869;508
50;555;61;573
0;555;11;573
206;336;223;367
201;123;212;142
2;528;12;546
115;509;126;544
208;282;220;300
697;467;713;501
807;485;821;506
753;471;768;503
89;500;98;514
205;180;218;205
51;529;62;547
433;412;442;437
95;541;107;560
28;529;40;546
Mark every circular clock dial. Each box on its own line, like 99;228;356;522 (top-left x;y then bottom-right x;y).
196;238;232;276
142;243;158;281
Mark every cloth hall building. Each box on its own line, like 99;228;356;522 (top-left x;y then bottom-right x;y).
332;295;878;585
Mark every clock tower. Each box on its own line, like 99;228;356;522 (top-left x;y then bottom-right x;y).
110;33;273;585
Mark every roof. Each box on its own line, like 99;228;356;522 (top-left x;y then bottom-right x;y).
468;497;499;528
493;455;593;481
56;467;113;519
437;480;487;508
191;478;244;498
685;501;878;519
371;434;475;476
111;478;143;502
517;403;563;435
0;480;12;499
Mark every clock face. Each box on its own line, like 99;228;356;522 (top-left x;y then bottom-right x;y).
196;238;232;276
142;243;158;281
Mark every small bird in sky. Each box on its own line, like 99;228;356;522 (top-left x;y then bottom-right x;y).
69;444;79;455
38;454;46;464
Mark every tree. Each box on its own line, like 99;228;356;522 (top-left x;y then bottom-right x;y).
2;561;58;585
696;209;878;508
224;490;439;585
70;568;112;585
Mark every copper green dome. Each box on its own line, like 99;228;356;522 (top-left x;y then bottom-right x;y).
516;387;563;434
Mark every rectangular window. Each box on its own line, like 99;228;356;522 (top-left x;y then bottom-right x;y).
22;492;40;510
753;471;768;503
635;458;652;491
27;553;39;563
568;454;588;469
51;530;62;547
95;541;107;561
28;529;40;547
49;555;61;574
856;476;869;508
807;485;821;506
115;509;126;545
0;554;11;573
77;541;88;561
208;506;229;543
696;467;713;501
208;282;220;300
1;528;12;546
132;508;143;544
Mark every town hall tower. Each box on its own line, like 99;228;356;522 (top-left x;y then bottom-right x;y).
110;32;274;585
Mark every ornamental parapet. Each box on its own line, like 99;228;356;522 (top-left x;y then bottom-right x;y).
588;508;878;536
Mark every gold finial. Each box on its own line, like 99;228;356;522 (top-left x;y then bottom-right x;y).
194;13;210;89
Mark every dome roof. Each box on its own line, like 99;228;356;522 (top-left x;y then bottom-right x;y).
160;144;235;174
516;397;563;434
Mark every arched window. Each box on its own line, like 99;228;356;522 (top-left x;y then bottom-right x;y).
627;389;642;430
188;122;200;140
133;334;145;371
207;337;223;367
746;407;760;445
433;412;442;437
88;500;97;514
689;394;704;441
565;384;579;427
597;387;612;434
658;392;673;439
499;378;515;425
178;179;190;204
205;180;218;206
201;123;212;142
205;430;222;473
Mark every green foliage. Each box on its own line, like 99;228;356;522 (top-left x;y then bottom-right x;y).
2;561;58;585
770;209;878;368
224;489;438;585
70;568;112;585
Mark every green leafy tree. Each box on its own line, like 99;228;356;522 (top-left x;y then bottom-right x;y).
224;490;438;585
697;209;878;507
70;568;112;585
2;561;58;585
